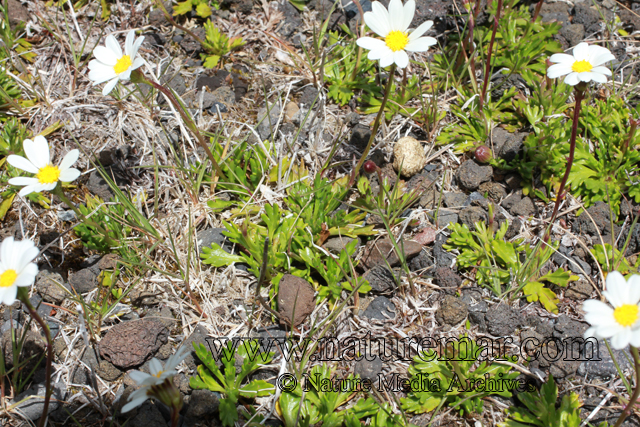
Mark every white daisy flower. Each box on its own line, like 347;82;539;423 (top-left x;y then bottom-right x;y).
88;30;145;96
7;136;81;197
0;237;39;306
356;0;437;68
583;271;640;349
121;346;189;413
547;42;615;86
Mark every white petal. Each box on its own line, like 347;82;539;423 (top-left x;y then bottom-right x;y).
130;57;145;71
59;150;79;171
606;271;627;305
102;78;120;96
578;72;596;82
572;42;590;62
547;63;573;79
388;0;404;31
357;37;387;52
583;299;614;315
88;61;117;84
118;68;132;81
589;47;615;67
125;30;135;57
379;51;395;68
128;370;152;384
402;0;415;32
131;36;145;60
7;156;39;174
611;328;632;349
14;266;38;287
408;20;433;40
25;136;50;169
8;177;39;186
92;46;118;66
591;66;612;76
0;286;17;306
597;322;625;338
369;45;392;61
371;1;391;34
18;185;40;197
0;289;7;306
149;358;163;376
105;34;123;58
59;168;80;183
394;49;409;68
549;53;576;65
405;36;436;52
584;71;607;83
629;275;640;304
121;396;149;413
364;10;390;37
564;72;580;86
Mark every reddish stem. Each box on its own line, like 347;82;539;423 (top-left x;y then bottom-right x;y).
544;87;585;243
480;0;503;110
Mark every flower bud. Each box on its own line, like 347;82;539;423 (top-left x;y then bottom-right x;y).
474;145;492;163
363;160;378;173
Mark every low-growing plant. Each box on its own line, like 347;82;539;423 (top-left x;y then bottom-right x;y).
173;0;217;18
444;220;577;312
498;375;582;427
190;341;275;427
401;335;520;415
201;19;245;69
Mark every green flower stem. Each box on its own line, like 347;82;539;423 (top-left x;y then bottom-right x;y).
544;84;586;243
17;287;53;427
350;64;396;185
51;185;118;248
613;346;640;427
132;71;227;184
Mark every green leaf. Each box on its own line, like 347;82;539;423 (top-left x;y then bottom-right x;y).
219;397;239;427
537;268;578;287
173;0;193;15
523;281;559;314
203;54;221;68
200;243;244;267
207;199;235;213
196;2;212;17
239;380;275;397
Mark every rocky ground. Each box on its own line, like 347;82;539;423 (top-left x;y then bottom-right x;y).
2;0;640;425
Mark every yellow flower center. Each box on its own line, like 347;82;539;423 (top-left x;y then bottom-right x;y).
0;270;17;288
614;304;639;327
572;60;593;73
385;31;409;52
114;55;132;74
36;165;61;184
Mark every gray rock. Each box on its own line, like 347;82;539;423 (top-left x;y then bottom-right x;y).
257;102;282;140
99;318;169;369
57;210;76;222
361;238;422;269
433;267;462;294
350;124;371;150
435;295;468;326
504;173;522;190
459;206;488;230
510;197;536;217
428;209;458;226
553;315;588;341
354;356;382;380
298;86;319;107
362;265;397;295
461;288;487;330
362;296;395;320
443;192;468;208
485;304;520;336
456;160;493;191
197;227;233;252
323;236;357;253
478;181;507;202
173;372;192;395
68;268;99;293
491;128;526;162
433;235;456;268
127;401;167;427
277;274;316;327
185;389;221;426
148;1;173;27
2;329;46;375
87;170;115;201
572;202;613;237
501;191;522;210
11;381;66;420
35;270;69;304
74;348;122;383
505;218;522;240
183;324;210;370
559;23;585;47
409;250;434;273
578;340;632;379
